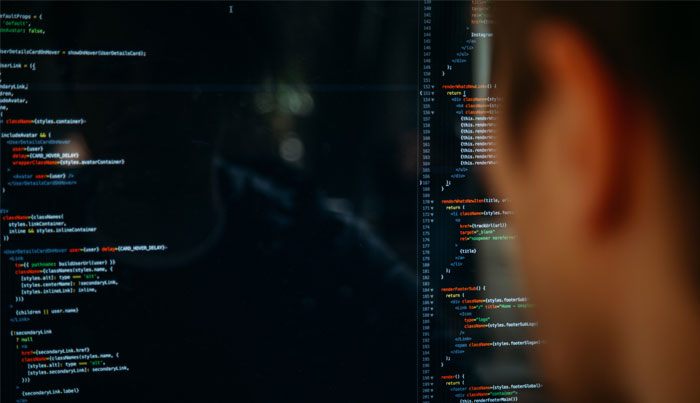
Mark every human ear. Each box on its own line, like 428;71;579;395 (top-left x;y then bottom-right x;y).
527;22;633;238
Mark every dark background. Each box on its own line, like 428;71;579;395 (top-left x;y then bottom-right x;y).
1;2;420;402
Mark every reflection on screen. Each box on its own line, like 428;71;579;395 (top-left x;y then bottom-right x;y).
0;2;542;402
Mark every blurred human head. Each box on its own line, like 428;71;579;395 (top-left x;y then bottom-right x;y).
488;2;700;402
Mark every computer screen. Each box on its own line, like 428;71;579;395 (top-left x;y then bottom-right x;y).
1;2;544;402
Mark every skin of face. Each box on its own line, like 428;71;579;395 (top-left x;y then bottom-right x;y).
486;21;700;403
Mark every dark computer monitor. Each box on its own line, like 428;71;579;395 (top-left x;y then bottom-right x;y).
0;2;543;402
